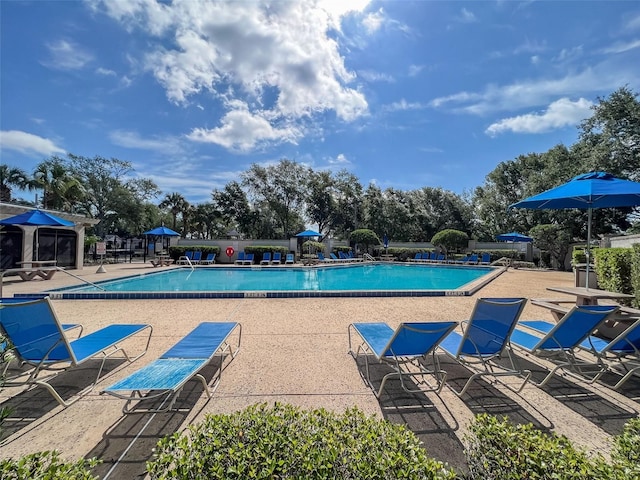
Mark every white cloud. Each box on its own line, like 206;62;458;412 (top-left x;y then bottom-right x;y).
599;39;640;54
0;130;65;156
187;105;301;152
42;39;93;70
624;13;640;31
362;9;385;34
430;65;628;115
93;0;371;152
485;97;593;136
109;130;183;154
456;8;477;24
408;64;424;77
358;70;395;83
329;153;350;165
383;99;426;112
96;67;116;76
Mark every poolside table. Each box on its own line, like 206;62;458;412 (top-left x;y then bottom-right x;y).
546;286;634;306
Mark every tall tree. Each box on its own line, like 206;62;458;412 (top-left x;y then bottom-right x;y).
0;164;32;203
242;159;309;238
159;192;188;232
33;158;85;211
306;170;336;236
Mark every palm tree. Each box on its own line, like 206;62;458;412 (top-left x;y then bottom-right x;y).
159;192;187;232
33;159;85;211
0;164;33;202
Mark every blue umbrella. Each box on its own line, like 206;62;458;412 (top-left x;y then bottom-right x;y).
510;171;640;288
0;209;74;261
295;229;321;237
143;226;180;256
496;232;533;243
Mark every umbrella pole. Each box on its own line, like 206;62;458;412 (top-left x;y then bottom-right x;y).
585;208;592;290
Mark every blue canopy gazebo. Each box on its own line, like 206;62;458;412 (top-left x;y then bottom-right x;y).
143;225;180;261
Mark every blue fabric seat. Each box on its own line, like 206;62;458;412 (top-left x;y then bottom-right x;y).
439;298;529;395
271;252;282;264
103;322;241;413
0;297;152;407
348;321;457;397
510;304;619;386
260;252;272;265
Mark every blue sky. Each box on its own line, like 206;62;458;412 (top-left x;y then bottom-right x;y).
2;1;639;205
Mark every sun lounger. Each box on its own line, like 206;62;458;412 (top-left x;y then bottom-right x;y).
0;297;152;407
271;252;282;264
234;251;246;264
439;298;530;395
285;253;295;264
199;252;216;265
177;251;194;265
242;253;254;265
348;321;458;397
510;304;619;386
260;252;272;265
102;322;241;413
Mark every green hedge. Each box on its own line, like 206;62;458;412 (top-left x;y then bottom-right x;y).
465;414;633;480
631;244;640;308
243;246;290;264
0;451;99;479
147;403;456;480
594;248;634;302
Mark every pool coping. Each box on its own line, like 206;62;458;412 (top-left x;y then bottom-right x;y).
15;262;506;300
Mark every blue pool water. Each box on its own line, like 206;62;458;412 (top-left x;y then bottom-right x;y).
46;263;497;299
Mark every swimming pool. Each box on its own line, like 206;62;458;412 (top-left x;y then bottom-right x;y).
32;263;503;299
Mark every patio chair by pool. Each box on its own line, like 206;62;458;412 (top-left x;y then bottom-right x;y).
234;251;246;264
454;255;470;264
439;298;530;396
348;321;458;397
330;252;340;261
518;315;640;389
102;322;241;413
242;253;255;265
479;253;491;265
260;252;272;265
465;254;479;265
200;252;216;265
509;304;619;387
317;252;330;262
0;297;152;407
272;252;282;264
191;251;203;264
177;250;193;265
285;253;295;264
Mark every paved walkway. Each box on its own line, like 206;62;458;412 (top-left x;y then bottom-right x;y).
1;262;638;478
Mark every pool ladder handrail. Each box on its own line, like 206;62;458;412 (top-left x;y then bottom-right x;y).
362;253;375;262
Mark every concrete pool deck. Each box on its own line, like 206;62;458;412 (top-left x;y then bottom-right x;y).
1;261;639;477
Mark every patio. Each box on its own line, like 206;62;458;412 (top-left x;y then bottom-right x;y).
1;262;639;477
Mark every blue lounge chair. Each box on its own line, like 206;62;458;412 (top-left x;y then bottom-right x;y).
454;255;470;264
439;298;530;396
285;253;295;264
271;252;282;264
348;321;458;397
199;252;216;265
317;252;329;262
234;251;246;264
191;251;203;264
409;252;421;262
436;253;446;263
518;315;640;389
339;251;349;260
177;250;193;265
479;253;491;265
330;252;340;261
0;297;152;407
242;253;254;265
260;252;272;265
509;304;619;386
102;322;241;413
465;254;479;265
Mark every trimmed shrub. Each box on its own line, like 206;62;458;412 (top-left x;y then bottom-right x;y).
594;248;633;300
631;244;640;308
350;229;381;255
302;240;324;254
0;451;99;479
611;418;640;477
431;229;468;253
464;414;615;479
147;403;456;479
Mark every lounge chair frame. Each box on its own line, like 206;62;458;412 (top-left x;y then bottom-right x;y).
348;321;457;398
0;297;152;407
510;304;619;387
439;297;530;396
102;322;241;413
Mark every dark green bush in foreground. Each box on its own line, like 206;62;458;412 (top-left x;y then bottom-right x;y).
0;451;99;480
464;414;637;480
146;403;456;479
